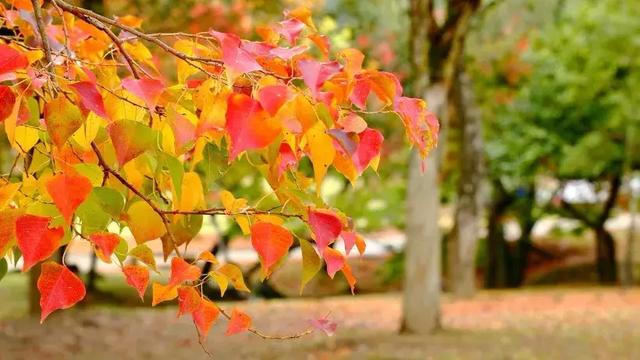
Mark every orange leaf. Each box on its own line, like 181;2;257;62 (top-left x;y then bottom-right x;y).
193;298;220;339
0;44;28;77
342;262;357;294
89;232;121;263
168;257;201;287
0;209;22;257
46;172;92;224
38;262;86;323
226;308;251;336
16;215;64;272
123;264;149;300
151;282;178;306
225;93;281;160
177;286;201;317
44;95;85;148
251;222;293;276
0;86;17;122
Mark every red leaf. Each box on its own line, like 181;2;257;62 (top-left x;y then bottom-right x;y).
277;143;297;177
69;81;109;119
0;44;28;78
257;85;290;116
193;299;220;339
250;222;293;276
38;262;86;323
226;308;251;336
352;128;384;173
123;264;149;300
323;247;345;278
350;75;371;109
46;172;92;224
177;286;201;317
308;209;343;252
121;78;165;110
210;31;262;74
0;86;17;122
297;59;341;98
16;215;64;272
89;232;121;263
225;93;281;160
309;317;337;337
168;257;201;287
170;113;197;152
277;18;305;45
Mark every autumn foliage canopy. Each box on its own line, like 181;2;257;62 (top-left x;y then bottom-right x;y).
0;0;438;340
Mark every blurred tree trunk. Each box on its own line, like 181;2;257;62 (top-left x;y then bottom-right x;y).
448;68;483;297
402;0;480;334
562;175;621;283
622;176;637;287
485;181;512;288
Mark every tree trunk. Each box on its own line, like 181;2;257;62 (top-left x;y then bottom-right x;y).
402;84;446;334
622;180;637;287
485;183;511;288
595;227;618;284
448;70;483;297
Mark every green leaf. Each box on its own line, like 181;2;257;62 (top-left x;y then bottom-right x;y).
0;258;7;283
114;236;129;264
74;163;104;186
299;238;322;294
92;187;126;218
159;153;184;201
129;244;157;271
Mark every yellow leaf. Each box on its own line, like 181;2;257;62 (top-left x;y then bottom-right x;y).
127;201;167;244
305;121;335;193
174;40;214;83
0;182;20;210
216;264;250;293
178;172;204;211
220;190;247;212
151;282;178;306
209;270;228;297
4;96;39;154
198;251;219;264
71;112;101;150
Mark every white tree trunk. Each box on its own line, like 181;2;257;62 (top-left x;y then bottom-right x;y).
402;84;446;333
448;71;484;297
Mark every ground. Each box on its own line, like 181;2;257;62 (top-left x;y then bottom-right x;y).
2;286;640;359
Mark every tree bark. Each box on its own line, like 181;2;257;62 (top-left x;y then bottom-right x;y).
402;84;446;334
485;182;511;288
448;70;483;297
595;227;618;284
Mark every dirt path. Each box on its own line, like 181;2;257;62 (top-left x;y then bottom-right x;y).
1;288;640;359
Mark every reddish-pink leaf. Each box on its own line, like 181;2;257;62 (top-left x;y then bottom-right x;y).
323;247;345;278
225;93;281;161
328;129;357;156
0;44;28;78
123;264;150;300
89;232;121;263
269;45;308;60
69;81;109;119
340;231;357;255
309;317;338;337
277;143;297;177
16;215;64;272
251;222;293;276
226;308;251;336
338;113;367;134
257;85;290;116
46;172;92;224
308;209;343;252
394;96;440;158
297;59;341;98
177;286;201;317
350;75;371;109
38;262;86;323
210;31;262;74
168;257;201;287
121;77;165;110
352;128;384;173
193;299;220;339
0;86;17;122
171;113;196;152
277;18;305;45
